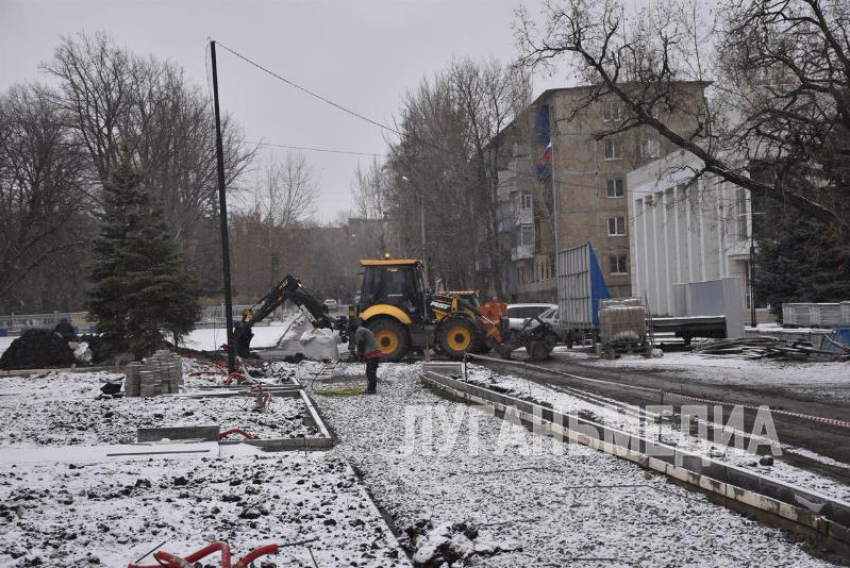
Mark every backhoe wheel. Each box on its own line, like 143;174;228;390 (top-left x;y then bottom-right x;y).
367;318;409;362
438;317;477;359
527;340;551;362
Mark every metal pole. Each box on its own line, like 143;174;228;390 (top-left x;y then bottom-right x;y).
420;193;428;284
750;238;757;328
210;41;236;374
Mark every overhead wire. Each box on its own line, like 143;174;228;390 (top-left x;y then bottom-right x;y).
249;141;383;157
214;41;403;137
212;41;646;209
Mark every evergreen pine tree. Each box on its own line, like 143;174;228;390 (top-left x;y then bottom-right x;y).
755;200;850;320
87;152;201;358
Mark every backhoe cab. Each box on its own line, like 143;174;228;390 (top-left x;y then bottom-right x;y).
349;258;558;362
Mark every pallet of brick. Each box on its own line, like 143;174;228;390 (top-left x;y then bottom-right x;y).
124;362;142;397
139;370;157;397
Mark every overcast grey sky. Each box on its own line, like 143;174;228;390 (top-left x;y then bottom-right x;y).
0;0;563;221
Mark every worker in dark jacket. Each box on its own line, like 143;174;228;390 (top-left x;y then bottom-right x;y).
353;320;381;394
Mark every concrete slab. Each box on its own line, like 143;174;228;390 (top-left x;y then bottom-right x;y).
137;425;220;443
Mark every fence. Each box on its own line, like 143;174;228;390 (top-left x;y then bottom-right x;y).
0;312;94;337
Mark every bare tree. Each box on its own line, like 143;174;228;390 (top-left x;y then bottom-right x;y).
0;84;89;303
516;0;850;236
449;58;532;297
253;152;318;228
42;31;256;292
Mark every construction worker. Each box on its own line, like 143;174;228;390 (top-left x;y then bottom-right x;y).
352;319;381;394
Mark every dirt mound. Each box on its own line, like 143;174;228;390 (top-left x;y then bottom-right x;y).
0;329;77;370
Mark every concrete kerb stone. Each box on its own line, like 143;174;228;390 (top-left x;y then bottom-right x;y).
420;369;850;556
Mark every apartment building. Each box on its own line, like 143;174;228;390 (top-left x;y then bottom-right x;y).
492;83;708;302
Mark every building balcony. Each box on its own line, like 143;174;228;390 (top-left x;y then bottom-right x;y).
511;244;534;261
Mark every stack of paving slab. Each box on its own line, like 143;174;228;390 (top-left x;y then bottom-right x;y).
124;350;183;397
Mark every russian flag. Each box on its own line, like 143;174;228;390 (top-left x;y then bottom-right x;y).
536;140;553;180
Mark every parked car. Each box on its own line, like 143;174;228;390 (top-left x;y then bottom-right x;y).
537;306;559;328
323;299;339;311
506;303;557;331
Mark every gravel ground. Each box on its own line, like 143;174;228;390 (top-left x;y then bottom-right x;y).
313;362;840;567
0;452;407;567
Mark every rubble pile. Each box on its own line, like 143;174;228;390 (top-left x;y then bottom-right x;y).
406;520;517;567
694;336;850;360
0;330;77;370
124;350;183;397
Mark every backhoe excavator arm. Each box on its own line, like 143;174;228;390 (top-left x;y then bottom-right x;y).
232;274;347;357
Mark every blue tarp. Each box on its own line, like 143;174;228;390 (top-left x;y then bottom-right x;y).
589;244;611;325
822;325;850;354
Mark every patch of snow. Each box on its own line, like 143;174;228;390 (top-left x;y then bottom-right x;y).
183;320;292;352
0;335;14;356
566;351;850;401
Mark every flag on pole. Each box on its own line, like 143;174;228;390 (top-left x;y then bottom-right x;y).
536;140;553;180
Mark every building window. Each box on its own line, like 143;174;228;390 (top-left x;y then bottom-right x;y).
602;101;621;122
606;178;625;198
520;192;532;210
643;131;660;158
607;217;627;236
604;138;622;160
520;224;534;246
610;254;628;275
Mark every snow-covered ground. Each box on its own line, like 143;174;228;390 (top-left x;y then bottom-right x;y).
313;361;836;566
553;349;850;401
0;451;407;567
0;361;410;568
182;321;291;352
0;335;14;356
2;388;318;448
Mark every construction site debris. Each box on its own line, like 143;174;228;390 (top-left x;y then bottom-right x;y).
693;336;849;360
69;341;92;364
0;329;77;370
299;328;339;361
407;520;518;566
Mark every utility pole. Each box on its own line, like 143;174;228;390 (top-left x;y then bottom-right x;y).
210;40;236;374
750;231;757;328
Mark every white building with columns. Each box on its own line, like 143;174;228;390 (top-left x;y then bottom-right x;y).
627;150;753;317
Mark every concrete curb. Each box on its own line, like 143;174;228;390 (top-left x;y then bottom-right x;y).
421;370;850;556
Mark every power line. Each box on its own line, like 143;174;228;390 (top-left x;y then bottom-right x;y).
250;141;383;157
214;41;403;137
213;41;624;193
